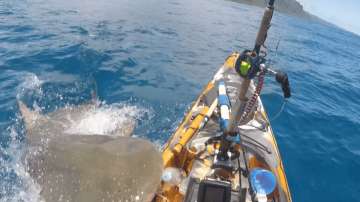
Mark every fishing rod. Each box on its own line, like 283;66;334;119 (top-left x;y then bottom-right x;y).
229;0;290;132
212;0;291;201
254;0;275;55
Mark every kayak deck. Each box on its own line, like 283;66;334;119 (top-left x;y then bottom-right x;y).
155;53;292;202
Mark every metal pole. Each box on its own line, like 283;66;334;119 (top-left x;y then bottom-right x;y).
227;78;249;132
254;0;275;54
239;79;250;101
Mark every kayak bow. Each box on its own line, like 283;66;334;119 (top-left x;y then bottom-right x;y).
154;1;292;202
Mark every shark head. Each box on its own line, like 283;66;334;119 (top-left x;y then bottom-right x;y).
19;101;162;201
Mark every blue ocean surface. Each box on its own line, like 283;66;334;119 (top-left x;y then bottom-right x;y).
1;0;360;201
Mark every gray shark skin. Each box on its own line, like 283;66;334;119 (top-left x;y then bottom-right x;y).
18;101;136;145
19;101;163;202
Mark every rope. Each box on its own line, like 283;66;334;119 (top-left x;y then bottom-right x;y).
269;99;287;122
239;70;265;124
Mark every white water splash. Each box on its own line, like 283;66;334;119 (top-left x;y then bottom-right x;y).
17;73;44;99
0;72;44;201
65;103;148;136
0;126;43;202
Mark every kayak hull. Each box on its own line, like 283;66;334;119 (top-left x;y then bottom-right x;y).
156;53;292;202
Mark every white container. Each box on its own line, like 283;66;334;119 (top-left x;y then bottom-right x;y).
161;167;182;186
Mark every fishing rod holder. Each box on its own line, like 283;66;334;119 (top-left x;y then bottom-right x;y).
213;81;236;171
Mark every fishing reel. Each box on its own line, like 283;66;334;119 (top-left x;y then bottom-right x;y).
235;50;264;80
234;50;291;99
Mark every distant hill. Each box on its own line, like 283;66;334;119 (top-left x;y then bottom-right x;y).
229;0;310;18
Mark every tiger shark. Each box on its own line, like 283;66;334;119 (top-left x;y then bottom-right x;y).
18;101;136;144
19;101;163;202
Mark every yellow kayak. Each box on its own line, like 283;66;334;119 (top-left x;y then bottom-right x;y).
152;0;293;201
153;53;292;202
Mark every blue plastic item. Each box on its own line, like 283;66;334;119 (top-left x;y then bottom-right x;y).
249;168;277;195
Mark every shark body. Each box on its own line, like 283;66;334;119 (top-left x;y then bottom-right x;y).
19;101;162;202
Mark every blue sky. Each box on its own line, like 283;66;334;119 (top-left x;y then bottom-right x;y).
297;0;360;35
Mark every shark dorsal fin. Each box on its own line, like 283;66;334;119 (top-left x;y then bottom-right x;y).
18;101;42;130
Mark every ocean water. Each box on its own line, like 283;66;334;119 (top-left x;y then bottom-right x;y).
0;0;360;201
